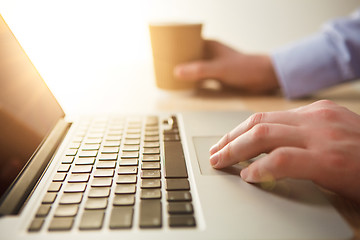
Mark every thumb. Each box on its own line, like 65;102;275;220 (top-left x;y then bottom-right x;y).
174;60;218;81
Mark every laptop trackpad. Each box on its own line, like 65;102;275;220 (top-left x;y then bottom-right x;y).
193;136;248;176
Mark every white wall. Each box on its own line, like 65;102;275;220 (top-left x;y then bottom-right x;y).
1;0;358;111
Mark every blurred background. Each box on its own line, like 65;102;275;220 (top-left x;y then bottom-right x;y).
1;0;359;114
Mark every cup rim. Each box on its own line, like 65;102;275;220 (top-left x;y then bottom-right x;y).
148;21;202;27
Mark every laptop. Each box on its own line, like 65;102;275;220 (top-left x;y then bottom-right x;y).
0;14;354;239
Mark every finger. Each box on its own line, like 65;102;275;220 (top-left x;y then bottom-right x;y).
210;123;305;169
240;147;316;183
174;60;219;81
209;111;300;155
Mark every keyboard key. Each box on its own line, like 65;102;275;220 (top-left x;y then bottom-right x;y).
65;149;77;156
169;215;196;227
36;204;51;217
144;136;159;142
94;169;115;178
87;133;104;138
28;218;44;232
124;139;140;145
144;131;159;137
91;178;113;187
126;129;141;134
68;142;81;149
101;147;119;153
42;192;57;204
68;174;90;183
143;148;160;155
142;155;160;162
96;161;116;169
166;179;190;191
59;193;83;204
164;142;188;178
57;164;71;173
116;175;137;184
143;142;160;148
125;134;141;139
82;144;100;150
75;157;95;165
168;202;193;214
78;150;98;158
48;217;74;231
99;154;118;161
139;200;162;228
142;162;160;170
141;189;161;199
110;206;133;229
54;205;79;217
121;152;139;159
167;191;192;202
122;145;140;151
71;165;93;173
72;136;84;143
85;198;108;210
118;166;138;175
141;170;161;179
141;179;161;189
103;140;121;147
88;188;111;198
52;173;67;182
115;184;136;194
61;156;74;164
113;194;135;206
63;183;87;193
84;138;102;144
79;210;105;230
105;136;122;141
119;159;138;166
48;182;62;192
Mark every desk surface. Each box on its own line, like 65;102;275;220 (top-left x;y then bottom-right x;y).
59;63;360;239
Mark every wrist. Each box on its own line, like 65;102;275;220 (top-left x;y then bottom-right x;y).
258;55;279;92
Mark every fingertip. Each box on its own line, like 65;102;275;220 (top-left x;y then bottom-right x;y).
209;153;219;168
173;65;184;78
240;167;249;181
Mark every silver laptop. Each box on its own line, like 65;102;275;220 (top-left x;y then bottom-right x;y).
0;15;353;240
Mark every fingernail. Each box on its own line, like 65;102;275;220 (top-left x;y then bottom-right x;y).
209;153;219;167
241;168;249;181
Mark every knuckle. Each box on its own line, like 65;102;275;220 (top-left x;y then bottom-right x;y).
323;128;345;141
316;108;338;121
271;149;289;168
248;112;266;127
326;149;348;169
250;123;269;141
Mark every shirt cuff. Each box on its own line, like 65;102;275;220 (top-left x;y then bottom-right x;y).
271;33;345;99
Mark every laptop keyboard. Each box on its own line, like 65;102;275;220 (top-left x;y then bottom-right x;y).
28;115;196;232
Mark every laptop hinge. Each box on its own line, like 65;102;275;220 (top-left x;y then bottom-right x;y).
0;119;71;216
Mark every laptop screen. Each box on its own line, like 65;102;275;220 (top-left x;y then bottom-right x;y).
0;15;65;200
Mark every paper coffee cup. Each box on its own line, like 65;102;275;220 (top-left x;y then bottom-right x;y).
149;23;203;90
